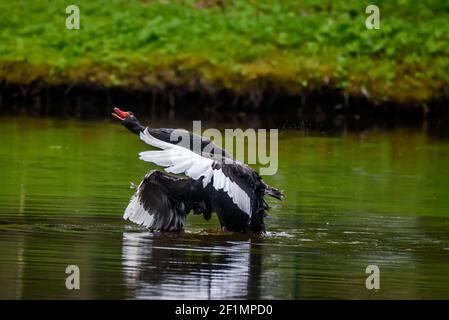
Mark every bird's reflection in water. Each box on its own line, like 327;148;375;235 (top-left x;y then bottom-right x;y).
122;230;263;299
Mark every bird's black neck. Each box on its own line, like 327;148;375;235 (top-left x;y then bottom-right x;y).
123;120;145;135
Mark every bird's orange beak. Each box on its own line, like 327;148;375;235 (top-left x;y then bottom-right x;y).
112;107;129;121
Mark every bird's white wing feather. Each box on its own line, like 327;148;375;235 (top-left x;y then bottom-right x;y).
212;168;251;215
139;129;214;187
123;171;186;231
124;192;155;228
138;129;252;215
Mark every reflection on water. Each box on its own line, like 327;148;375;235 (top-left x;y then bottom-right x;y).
122;232;259;299
0;117;449;299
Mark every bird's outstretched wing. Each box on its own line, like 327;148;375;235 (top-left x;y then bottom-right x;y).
124;170;189;231
139;129;252;216
148;128;234;159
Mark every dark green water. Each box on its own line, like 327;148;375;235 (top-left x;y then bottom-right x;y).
1;117;449;299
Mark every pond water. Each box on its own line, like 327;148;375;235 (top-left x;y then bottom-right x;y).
0;116;449;299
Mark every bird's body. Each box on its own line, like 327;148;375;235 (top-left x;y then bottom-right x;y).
112;108;283;233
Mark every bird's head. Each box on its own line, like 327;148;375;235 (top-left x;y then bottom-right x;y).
112;107;137;122
112;107;144;134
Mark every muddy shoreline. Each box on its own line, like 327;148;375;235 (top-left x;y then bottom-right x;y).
0;82;448;135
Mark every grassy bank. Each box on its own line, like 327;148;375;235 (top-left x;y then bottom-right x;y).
1;0;448;105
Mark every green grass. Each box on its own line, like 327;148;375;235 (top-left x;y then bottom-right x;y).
0;0;448;104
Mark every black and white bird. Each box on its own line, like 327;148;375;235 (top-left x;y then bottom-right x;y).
112;107;283;233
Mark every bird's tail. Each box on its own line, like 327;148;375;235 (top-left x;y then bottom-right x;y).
263;183;284;200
